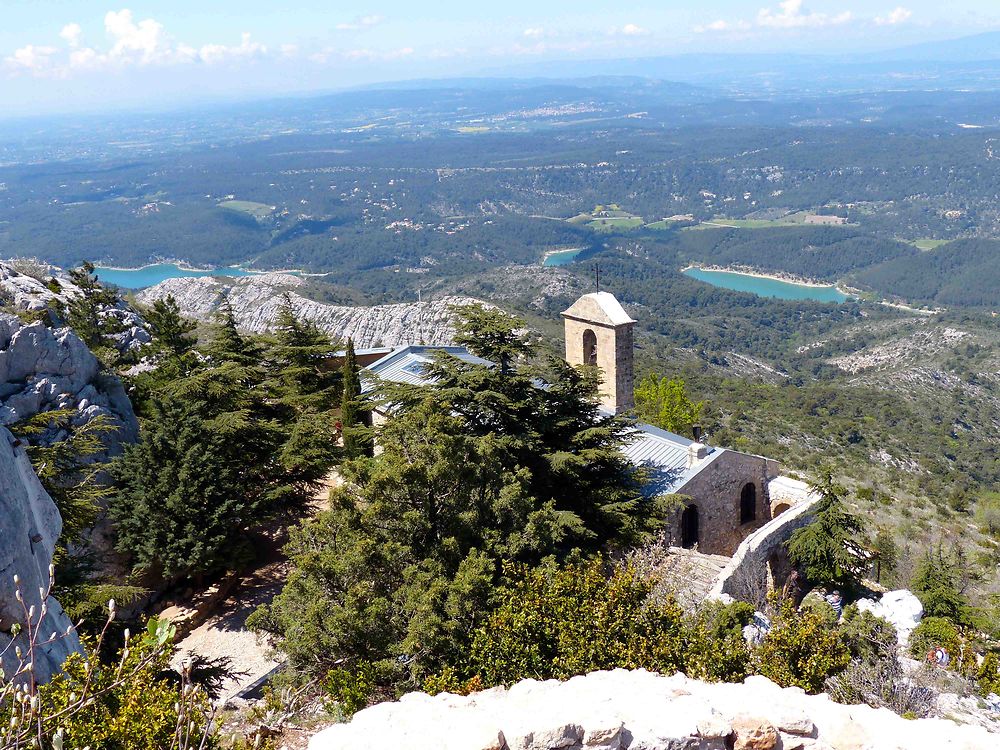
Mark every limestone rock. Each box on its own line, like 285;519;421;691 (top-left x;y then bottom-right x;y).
0;312;138;454
856;590;923;646
136;273;484;348
0;427;82;682
731;716;778;750
307;670;996;750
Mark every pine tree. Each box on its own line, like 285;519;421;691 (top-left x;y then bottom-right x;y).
268;294;341;411
787;475;867;591
64;261;124;359
144;295;196;359
111;398;266;580
340;338;367;458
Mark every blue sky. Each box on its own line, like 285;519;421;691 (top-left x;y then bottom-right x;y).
2;1;999;115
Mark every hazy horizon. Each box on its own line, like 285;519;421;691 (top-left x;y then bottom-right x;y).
3;2;1000;117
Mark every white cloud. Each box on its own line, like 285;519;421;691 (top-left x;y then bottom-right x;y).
104;9;172;64
757;0;852;28
335;14;385;31
694;19;752;33
696;0;860;34
4;45;58;74
608;23;648;37
198;32;267;64
875;7;912;26
59;23;83;48
523;27;544;38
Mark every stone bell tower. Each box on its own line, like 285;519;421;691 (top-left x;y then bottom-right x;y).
561;291;636;414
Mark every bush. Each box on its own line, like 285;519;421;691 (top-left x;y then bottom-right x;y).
455;561;752;687
840;605;898;663
2;617;216;750
799;591;840;627
323;662;377;717
754;599;851;693
976;651;1000;696
908;616;962;661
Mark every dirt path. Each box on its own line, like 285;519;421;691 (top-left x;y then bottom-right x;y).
172;470;341;704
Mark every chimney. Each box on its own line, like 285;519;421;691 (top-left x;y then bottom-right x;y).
687;441;709;469
692;425;702;443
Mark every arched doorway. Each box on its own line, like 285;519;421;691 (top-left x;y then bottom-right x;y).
772;502;791;518
740;483;757;524
582;329;598;365
680;505;699;549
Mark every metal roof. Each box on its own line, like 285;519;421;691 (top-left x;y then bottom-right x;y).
621;422;724;496
363;345;492;392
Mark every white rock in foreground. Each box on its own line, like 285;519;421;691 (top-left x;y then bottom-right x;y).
309;669;995;750
136;273;483;349
857;590;924;645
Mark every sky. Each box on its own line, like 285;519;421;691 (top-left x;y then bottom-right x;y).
2;1;1000;116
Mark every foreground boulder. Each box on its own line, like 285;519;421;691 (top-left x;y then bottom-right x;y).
309;669;994;750
0;427;82;683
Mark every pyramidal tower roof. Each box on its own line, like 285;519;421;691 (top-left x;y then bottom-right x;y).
561;291;636;327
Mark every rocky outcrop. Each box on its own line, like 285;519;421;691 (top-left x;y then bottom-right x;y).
136;274;482;348
0;261;151;355
857;590;924;646
309;669;995;750
0;427;82;683
0;312;138;452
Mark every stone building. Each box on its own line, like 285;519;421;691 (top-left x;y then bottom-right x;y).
363;291;803;557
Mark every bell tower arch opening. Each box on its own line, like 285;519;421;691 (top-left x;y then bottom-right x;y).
582;329;598;365
561;292;636;414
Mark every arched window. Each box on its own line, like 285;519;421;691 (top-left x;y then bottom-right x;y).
740;482;757;524
772;502;791;518
582;329;598;366
680;504;699;549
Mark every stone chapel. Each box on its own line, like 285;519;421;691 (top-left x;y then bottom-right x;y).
363;291;811;556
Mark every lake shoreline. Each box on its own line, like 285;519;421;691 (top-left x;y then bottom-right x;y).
681;264;849;292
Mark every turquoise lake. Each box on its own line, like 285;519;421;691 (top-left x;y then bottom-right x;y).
94;263;262;289
682;268;850;303
543;248;587;267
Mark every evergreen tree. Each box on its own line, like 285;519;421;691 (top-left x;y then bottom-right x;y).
64;261;124;359
111;398;266;580
911;544;971;625
787;475;867;591
451;304;532;376
340;338;367;459
143;295;196;359
251;305;668;686
268;295;341;411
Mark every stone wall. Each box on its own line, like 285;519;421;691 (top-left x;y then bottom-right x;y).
708;489;821;602
0;427;82;683
673;452;780;556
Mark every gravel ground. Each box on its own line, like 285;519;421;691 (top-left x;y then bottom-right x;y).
172;558;288;703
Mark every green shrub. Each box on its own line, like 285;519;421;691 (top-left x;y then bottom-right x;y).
976;651;1000;696
908;616;962;661
460;561;752;687
799;591;840;627
754;599;851;693
323;661;377;716
840;605;898;663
